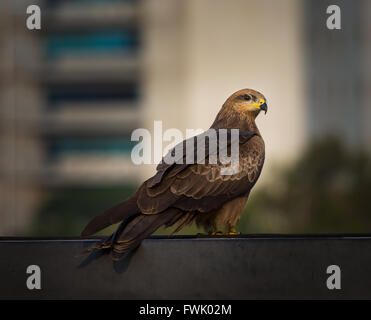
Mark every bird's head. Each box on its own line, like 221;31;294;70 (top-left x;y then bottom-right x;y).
224;88;268;118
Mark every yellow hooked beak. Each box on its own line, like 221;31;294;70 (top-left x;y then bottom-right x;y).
249;98;268;114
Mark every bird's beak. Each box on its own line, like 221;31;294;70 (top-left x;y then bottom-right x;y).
260;102;268;114
251;98;268;114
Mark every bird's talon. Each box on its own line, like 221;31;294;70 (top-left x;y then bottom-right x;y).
226;231;241;236
226;227;240;235
210;231;223;236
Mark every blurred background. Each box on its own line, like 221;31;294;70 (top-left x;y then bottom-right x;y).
0;0;370;236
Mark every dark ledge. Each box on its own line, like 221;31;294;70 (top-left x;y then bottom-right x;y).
1;234;371;299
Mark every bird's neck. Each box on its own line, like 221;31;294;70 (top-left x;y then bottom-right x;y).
211;109;261;135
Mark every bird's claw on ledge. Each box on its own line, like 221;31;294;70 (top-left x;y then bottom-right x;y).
225;227;241;236
210;231;224;236
209;228;241;236
225;231;241;236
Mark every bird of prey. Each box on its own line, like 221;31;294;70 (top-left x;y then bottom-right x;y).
81;88;267;260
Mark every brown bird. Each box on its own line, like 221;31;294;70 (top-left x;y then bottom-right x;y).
81;88;267;260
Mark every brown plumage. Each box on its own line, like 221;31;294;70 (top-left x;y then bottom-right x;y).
81;88;267;260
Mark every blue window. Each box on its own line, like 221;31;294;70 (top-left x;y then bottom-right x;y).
47;137;135;158
46;31;138;58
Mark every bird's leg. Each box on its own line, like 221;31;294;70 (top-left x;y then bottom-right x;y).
225;225;241;236
210;222;223;236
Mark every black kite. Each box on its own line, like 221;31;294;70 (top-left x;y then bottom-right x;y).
81;88;268;260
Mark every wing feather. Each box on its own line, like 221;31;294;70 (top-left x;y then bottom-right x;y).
137;132;264;214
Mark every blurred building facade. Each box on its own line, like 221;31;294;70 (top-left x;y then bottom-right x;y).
305;0;371;149
1;0;143;234
0;0;370;235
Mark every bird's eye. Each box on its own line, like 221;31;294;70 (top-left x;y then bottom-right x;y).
243;94;251;101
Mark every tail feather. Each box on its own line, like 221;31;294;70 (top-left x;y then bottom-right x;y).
111;208;181;260
170;211;196;234
83;196;185;260
81;195;139;237
85;217;130;252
